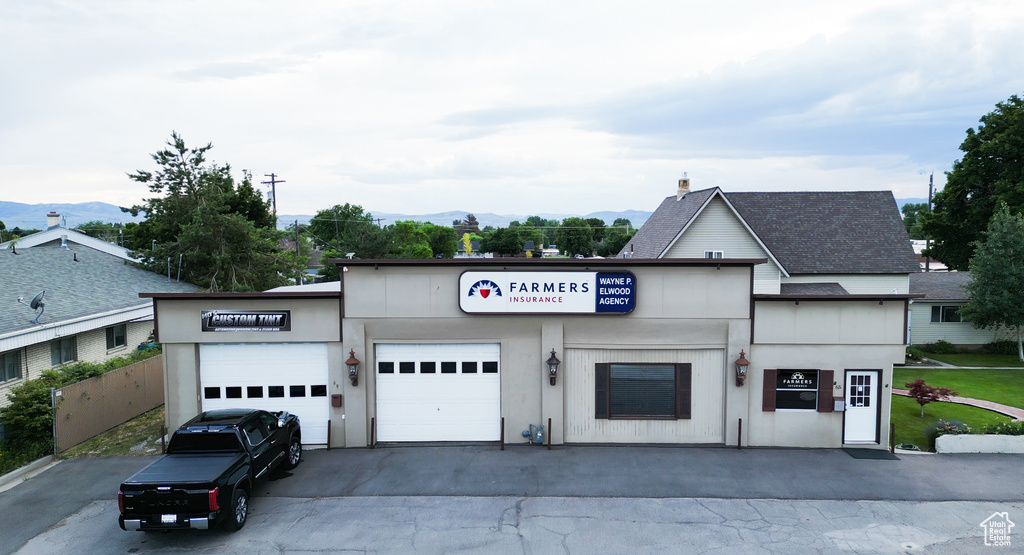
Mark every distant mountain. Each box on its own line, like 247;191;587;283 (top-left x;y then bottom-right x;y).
278;209;653;230
0;201;143;230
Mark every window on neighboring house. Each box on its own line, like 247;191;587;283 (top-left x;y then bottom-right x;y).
1;350;22;382
704;250;724;259
50;337;77;366
762;369;833;412
931;305;966;323
595;363;691;419
106;324;127;350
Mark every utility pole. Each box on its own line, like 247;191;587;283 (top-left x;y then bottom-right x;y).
925;172;933;272
261;173;285;227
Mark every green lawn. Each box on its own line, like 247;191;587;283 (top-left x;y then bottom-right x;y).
890;394;1011;450
922;352;1024;368
894;367;1024;409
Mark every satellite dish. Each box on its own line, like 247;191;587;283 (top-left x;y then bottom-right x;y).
17;290;46;324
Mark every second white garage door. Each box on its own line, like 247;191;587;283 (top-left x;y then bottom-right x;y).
375;343;501;442
199;343;330;444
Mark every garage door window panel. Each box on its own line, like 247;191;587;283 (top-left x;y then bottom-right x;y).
462;362;478;373
290;385;306;397
441;362;457;374
268;386;285;398
595;363;691;419
379;362;395;374
247;386;263;398
226;387;242;399
204;387;221;399
421;362;436;373
399;362;415;374
311;385;327;396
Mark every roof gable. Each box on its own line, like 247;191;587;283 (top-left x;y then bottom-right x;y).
1;227;137;261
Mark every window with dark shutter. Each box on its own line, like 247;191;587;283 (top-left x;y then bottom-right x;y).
817;370;834;412
594;363;690;419
595;363;609;419
762;369;778;411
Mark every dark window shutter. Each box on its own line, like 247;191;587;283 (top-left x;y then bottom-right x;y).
595;363;609;419
762;369;777;412
675;363;692;419
817;370;834;412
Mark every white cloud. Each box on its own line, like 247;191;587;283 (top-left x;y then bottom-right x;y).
0;0;1021;217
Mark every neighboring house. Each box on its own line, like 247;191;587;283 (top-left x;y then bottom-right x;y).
618;178;920;448
908;271;1003;349
910;240;948;272
0;244;196;407
1;211;137;261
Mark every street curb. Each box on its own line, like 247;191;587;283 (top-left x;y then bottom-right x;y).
0;456;61;493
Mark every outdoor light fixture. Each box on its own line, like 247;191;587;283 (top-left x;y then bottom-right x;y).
546;349;561;386
346;349;361;386
734;350;750;386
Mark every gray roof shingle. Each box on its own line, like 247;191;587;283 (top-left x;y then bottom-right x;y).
909;271;971;300
1;245;197;336
779;282;850;295
622;188;920;275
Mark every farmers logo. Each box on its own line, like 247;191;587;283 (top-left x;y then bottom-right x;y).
468;280;502;299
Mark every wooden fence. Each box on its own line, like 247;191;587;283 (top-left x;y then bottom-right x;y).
54;355;164;453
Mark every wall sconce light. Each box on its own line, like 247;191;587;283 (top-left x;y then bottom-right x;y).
546;349;561;386
346;349;360;386
734;350;750;386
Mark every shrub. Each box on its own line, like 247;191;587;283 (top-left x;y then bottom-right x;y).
906;347;925;360
924;419;971;451
983;340;1018;355
978;421;1024;435
924;340;958;354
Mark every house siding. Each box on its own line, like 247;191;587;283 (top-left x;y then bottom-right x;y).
908;302;1003;347
783;274;910;295
662;196;781;294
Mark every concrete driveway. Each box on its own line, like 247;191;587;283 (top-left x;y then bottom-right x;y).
2;446;1022;554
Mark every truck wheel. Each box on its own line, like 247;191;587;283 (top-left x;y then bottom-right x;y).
282;436;302;470
225;488;248;531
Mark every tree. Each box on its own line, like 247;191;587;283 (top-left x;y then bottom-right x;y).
598;218;637;257
555;217;593;257
900;203;927;239
525;215;559;246
390;221;433;259
453;214;481;237
122;132;302;291
922;94;1024;270
481;227;523;256
423;224;458;258
960;204;1024;360
904;379;957;417
308;203;392;260
74;220;124;244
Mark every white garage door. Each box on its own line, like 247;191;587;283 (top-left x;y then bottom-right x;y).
199;343;330;444
376;343;501;442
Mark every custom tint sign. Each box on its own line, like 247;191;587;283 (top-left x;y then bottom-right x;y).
459;271;636;314
201;310;291;332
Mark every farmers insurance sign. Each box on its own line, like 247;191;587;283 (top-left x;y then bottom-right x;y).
201;310;291;332
459;271;636;314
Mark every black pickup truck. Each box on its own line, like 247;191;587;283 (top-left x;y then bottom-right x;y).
118;408;301;532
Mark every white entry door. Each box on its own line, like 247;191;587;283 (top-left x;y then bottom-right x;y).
375;343;501;442
844;370;880;444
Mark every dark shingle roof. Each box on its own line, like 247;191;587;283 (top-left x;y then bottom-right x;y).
909;271;971;300
622;188;920;275
617;188;717;258
779;282;850;295
1;245;197;336
727;191;919;274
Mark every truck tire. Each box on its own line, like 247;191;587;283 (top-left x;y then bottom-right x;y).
225;487;248;531
282;436;302;470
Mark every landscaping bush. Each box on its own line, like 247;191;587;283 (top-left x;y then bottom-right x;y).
906;347;925;360
924;340;958;354
984;340;1018;355
924;419;971;451
978;421;1024;435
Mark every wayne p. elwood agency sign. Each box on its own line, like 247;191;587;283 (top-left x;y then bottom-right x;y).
459;271;636;314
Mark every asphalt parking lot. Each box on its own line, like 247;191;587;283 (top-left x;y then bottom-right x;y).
2;446;1023;554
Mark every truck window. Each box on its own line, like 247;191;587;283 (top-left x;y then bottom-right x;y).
167;432;244;453
242;419;268;446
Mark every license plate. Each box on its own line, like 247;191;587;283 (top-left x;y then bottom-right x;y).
161;514;177;524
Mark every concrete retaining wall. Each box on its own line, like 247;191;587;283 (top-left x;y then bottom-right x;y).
935;434;1024;453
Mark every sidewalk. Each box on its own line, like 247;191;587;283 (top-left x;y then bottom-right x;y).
892;389;1024;420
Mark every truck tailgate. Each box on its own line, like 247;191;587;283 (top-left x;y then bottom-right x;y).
123;453;245;485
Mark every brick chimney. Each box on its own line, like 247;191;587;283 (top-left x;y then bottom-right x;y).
47;211;61;229
676;173;690;200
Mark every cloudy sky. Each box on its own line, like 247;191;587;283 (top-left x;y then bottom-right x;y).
2;1;1023;218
